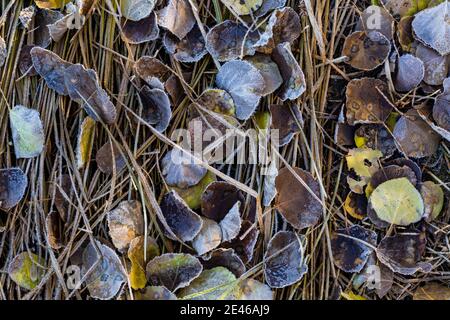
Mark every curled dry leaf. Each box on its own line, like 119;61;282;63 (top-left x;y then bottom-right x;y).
0;168;28;211
31;47;70;95
34;0;71;9
191;217;222;255
262;159;278;206
134;56;171;89
344;192;367;220
157;0;196;40
220;0;263;15
179;266;236;300
264;231;307;288
345;78;392;125
19;45;37;76
394;54;424;92
164;25;207;63
331;225;377;273
370;178;423;226
136;286;177;300
271;42;306;101
222;220;259;263
359;5;394;40
0;36;6;67
107;200;144;252
95;141;126;174
420;181;444;221
64;64;117;124
275;167;322;230
160;190;203;242
82;240;126;300
196;89;235;116
246;54;283;96
171;171;216;210
162;148;207;188
8;252;46;290
201;248;246;277
219;202;242;242
342;31;390;71
269;104;303;146
128;236;160;290
45;211;64;249
376;232;432;275
139;86;172;132
121;12;159;44
34;9;64;48
201;181;243;222
146;253;203;291
48;3;83;42
413;283;450;300
254;7;301;54
121;0;156;21
393;108;441;158
9;105;45;159
76;117;95;169
412;2;450;56
216;60;265;120
416;44;449;86
206;20;259;62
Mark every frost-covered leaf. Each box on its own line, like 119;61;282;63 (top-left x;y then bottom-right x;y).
246;54;283;96
201;181;243;222
216;60;265;120
394;54;424;92
128;236;160;290
95;141;126;174
136;286;177;300
196;89;235;116
121;12;159;44
0;36;6;67
9;105;45;159
134;56;171;89
121;0;156;21
264;231;307;288
201;248;246;277
219;202;242;242
82;240;126;300
157;0;195;40
191;217;222;255
162;148;207;188
76;117;95;169
420;181;444;221
413;283;450;300
34;9;64;48
138;86;172;132
164;25;207;63
19;45;37;76
222;220;259;263
8;252;46;290
64;64;117;124
331;225;377;273
107;200;144;252
19;6;35;29
274;167;323;230
359;5;395;40
342;31;390;71
230;279;274;300
146;253;202;291
269;104;303;146
416;44;449;86
254;0;286;17
271;42;306;101
160;190;203;242
171;171;216;210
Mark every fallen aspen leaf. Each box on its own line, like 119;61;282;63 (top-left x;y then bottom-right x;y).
0;168;28;210
8;252;46;290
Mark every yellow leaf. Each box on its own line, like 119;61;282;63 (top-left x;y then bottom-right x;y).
34;0;71;9
341;291;367;300
128;236;159;290
76;117;95;169
172;171;216;209
346;148;382;178
8;252;46;290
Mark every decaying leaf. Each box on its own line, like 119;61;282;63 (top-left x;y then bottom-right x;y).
134;56;171;89
201;248;246;277
222;220;259;263
0;168;27;210
48;3;84;42
254;7;301;54
368;164;418;197
274;167;322;229
421;181;444;221
196;89;235;116
162;148;207;188
393;109;441;158
121;12;159;44
191;217;222;255
216;60;265;120
8;252;46;290
353;253;394;298
220;0;263;15
157;0;196;39
384;0;429;17
146;253;202;291
31;47;70;95
342;31;390;71
82;240;126;299
121;0;156;21
219;202;242;242
344;192;367;220
160;190;203;242
246;54;283;96
331;225;377;273
136;286;177;300
164;25;207;63
206;20;259;61
95;141;126;174
171;171;216;210
0;36;6;67
416;44;449;86
138;86;172;132
179;266;236;300
76;117;96;169
201;181;243;222
271;42;306;101
359;5;395;40
107;200;144;252
34;0;70;9
413;283;450;300
9;105;45;159
45;211;64;249
34;8;64;48
128;236;160;290
269;104;303;146
264;231;307;288
376;232;432;275
412;2;450;56
345;78;392;125
394;54;424;92
64;64;117;124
